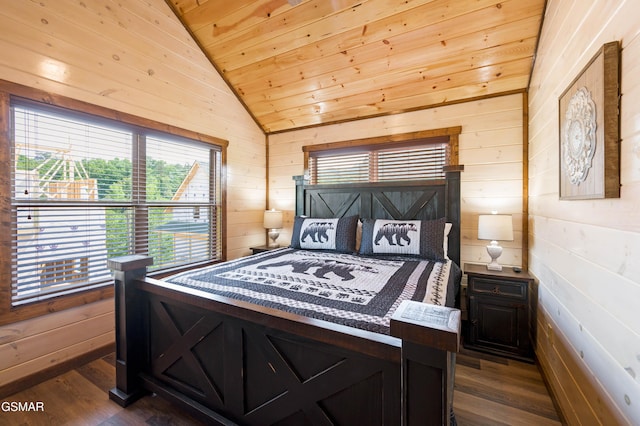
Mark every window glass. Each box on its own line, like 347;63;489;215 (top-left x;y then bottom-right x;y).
145;136;220;269
308;140;449;184
10;102;222;305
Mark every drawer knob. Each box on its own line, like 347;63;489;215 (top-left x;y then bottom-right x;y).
491;286;501;295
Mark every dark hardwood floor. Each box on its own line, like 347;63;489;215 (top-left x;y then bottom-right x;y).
1;349;562;425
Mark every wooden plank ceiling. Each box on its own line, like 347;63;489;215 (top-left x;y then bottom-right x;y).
168;0;545;134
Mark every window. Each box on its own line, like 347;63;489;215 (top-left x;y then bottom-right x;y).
304;128;461;185
1;83;226;322
144;136;222;270
12;104;134;304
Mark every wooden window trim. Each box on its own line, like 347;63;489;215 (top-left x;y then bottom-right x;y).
0;80;228;325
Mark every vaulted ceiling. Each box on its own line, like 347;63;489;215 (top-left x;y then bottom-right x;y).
167;0;546;134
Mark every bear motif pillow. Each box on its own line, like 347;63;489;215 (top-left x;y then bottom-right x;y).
359;217;446;260
290;215;358;253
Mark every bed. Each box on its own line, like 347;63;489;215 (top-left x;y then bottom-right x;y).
107;169;463;425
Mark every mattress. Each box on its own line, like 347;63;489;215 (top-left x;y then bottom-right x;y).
165;247;460;335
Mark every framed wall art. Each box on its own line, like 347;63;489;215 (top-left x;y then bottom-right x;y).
558;41;620;200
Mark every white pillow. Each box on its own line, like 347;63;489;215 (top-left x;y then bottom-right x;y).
444;222;452;259
356;220;452;258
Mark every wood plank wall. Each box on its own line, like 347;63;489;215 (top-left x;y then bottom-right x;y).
528;0;640;424
268;93;527;272
0;0;264;390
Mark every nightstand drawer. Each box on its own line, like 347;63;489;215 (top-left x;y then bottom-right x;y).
468;278;526;300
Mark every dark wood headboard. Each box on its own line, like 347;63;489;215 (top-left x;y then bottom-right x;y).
294;169;462;265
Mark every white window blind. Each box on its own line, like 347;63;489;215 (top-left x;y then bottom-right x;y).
312;152;370;184
144;137;222;270
376;144;447;181
308;140;449;184
10;102;222;305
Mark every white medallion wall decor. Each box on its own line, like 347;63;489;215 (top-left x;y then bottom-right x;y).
562;87;597;185
558;41;620;200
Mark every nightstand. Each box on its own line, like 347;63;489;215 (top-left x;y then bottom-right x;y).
464;263;535;362
250;245;280;255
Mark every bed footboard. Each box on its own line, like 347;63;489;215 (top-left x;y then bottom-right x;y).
108;256;460;425
390;300;461;425
107;254;153;407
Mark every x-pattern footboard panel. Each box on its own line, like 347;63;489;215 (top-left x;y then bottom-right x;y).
146;294;401;425
149;298;225;407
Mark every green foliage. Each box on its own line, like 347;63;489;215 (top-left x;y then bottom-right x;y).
145;158;192;201
17;155;193;260
16;155;191;201
105;207;132;258
82;157;132;200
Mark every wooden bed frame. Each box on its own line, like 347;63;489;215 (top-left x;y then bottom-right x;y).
107;170;462;425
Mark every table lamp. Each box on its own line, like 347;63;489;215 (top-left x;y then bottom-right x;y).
263;209;283;247
478;213;513;271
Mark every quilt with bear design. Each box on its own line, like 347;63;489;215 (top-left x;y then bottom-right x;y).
165;248;460;335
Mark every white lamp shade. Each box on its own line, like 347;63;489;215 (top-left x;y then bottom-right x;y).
263;209;283;229
478;214;513;241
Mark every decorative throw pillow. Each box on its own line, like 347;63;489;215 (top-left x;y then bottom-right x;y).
290;215;359;253
359;217;446;260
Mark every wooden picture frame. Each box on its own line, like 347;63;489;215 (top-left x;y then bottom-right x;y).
558;41;620;200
